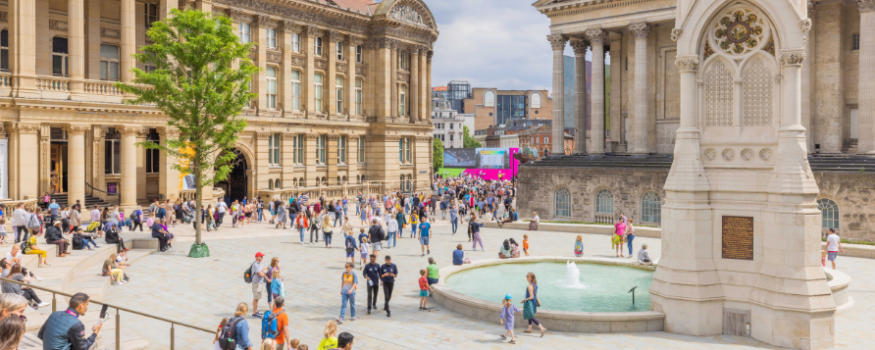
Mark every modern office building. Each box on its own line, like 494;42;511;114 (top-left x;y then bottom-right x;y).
446;80;472;113
463;88;552;132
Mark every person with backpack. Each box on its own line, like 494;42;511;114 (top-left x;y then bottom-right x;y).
248;252;270;318
217;303;254;350
261;296;289;349
343;230;358;267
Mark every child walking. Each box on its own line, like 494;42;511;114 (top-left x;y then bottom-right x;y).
358;237;370;269
418;269;431;311
574;235;584;257
522;234;529;257
499;294;522;344
0;219;7;244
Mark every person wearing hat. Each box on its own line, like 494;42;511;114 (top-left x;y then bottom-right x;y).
250;252;270;318
45;220;69;257
499;293;522;344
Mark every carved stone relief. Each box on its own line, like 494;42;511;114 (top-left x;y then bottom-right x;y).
389;5;427;28
101;28;120;39
722;148;735;161
741;57;773;126
355;64;367;77
267;52;282;63
50;20;68;31
216;0;368;34
704;60;734;127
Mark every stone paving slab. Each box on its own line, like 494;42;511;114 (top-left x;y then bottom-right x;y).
102;216;874;350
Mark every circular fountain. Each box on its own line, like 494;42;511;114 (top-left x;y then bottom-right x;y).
431;257;665;333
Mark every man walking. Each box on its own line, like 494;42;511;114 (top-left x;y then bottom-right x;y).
825;228;844;270
251;252;269;318
363;254;381;315
38;293;102;349
419;220;431;257
216;198;227;229
380;255;398;317
11;203;28;243
48;200;60;224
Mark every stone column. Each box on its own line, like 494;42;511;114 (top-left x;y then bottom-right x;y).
194;0;210;12
305;26;317;116
547;34;567;155
120;0;136;89
119;126;138;209
255;16;268;115
630;23;651;154
419;48;428;121
68;0;86;98
304;134;318;186
327;134;339;184
347;36;360;118
609;37;623;147
585;29;606;154
859;0;875;154
570;38;588;155
158;127;180;201
427;51;433;122
410;47;419;122
327;31;338;116
282;21;294;115
160;0;179;19
66;125;88;211
390;40;399;119
10;0;39;98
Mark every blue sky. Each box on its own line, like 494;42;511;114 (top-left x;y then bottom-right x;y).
427;0;562;92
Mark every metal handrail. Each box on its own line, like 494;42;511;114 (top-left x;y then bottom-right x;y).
0;276;213;349
84;181;120;197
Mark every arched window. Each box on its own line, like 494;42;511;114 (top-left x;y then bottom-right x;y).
274;179;281;189
268;179;274;190
336;176;341;185
400;175;405;191
817;198;839;230
484;91;495;107
596;189;613;214
531;92;542;109
321;177;327;186
641;191;661;224
342;176;347;185
554;188;571;217
361;175;366;183
356;175;361;184
293;178;298;188
407;174;413;192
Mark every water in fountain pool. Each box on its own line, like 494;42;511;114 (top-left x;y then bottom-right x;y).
445;262;653;312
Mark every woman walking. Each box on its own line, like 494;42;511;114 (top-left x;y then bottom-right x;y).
68;207;81;234
322;210;334;248
521;272;547;337
626;218;636;258
471;214;485;251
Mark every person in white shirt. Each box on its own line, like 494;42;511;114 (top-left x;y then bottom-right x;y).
825;228;844;270
215;199;228;228
637;244;652;266
11;204;28;244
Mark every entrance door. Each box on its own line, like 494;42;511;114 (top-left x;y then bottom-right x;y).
850;108;859;139
50;144;67;193
216;149;247;206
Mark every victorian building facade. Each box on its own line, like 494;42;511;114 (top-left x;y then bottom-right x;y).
0;0;438;208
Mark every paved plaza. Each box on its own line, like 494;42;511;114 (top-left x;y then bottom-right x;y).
104;215;875;349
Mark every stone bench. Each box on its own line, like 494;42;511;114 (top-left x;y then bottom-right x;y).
120;233;159;251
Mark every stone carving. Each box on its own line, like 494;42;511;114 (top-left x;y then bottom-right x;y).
780;53;805;66
584;29;606;45
859;0;875;13
630;23;651;39
397;71;410;83
704;148;717;161
547;34;567;51
256;15;269;27
569;39;589;55
364;39;378;50
336;62;348;72
284;20;295;32
315;58;327;70
741;148;754;161
230;10;245;22
742;57;773;126
389;5;427;27
798;18;812;32
710;8;768;56
305;26;317;37
671;28;682;42
216;0;368;34
722;148;735;161
290;56;305;67
267;52;282;63
704;60;734;127
50;20;68;31
100;27;120;39
0;12;7;23
759;148;773;161
674;58;698;72
256;132;271;140
355;64;367;76
370;26;434;45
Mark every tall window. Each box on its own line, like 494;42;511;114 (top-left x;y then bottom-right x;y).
817;198;840;230
398;138;404;163
357;136;365;163
401;138;411;163
275;179;281;189
52;37;69;77
315;37;323;56
268;133;281;166
266;27;277;49
293;134;304;165
144;3;158;30
399;50;407;70
145;129;159;173
853;33;861;51
338;136;347;164
596;189;614;214
314;73;324;113
641;192;661;224
555;188;571;217
316;135;327;164
239;22;250;43
266;66;277;109
336;76;344;114
356;45;363;63
355;78;363;116
0;30;8;72
336;41;344;60
104;128;121;174
100;45;119;81
291;33;301;53
400;85;406;116
290;70;301;111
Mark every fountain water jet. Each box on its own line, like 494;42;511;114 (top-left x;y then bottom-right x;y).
564;261;583;288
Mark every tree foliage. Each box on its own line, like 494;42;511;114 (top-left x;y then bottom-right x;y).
116;9;258;246
433;137;444;172
462;125;482;148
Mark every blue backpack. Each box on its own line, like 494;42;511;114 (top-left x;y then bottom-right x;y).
261;310;284;340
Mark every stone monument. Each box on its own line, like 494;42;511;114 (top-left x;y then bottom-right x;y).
651;1;835;349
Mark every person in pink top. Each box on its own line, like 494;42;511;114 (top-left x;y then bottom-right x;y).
613;218;627;258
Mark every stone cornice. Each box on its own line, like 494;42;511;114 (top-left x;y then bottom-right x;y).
215;0;372;35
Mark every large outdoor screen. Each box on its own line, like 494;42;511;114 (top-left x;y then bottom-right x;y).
444;148;478;168
476;148;510;169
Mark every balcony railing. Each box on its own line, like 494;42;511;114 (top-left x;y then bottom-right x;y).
36;77;70;91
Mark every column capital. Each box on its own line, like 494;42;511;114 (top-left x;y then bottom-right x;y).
229;9;245;22
349;35;366;46
584;29;607;46
427;50;434;60
256;132;271;140
798;18;812;33
64;124;91;135
547;34;567;51
569;38;589;55
326;30;340;42
255;15;270;28
859;0;875;13
11;123;41;134
159;126;181;138
674;57;699;72
305;25;318;37
671;28;682;42
629;22;651;39
780;52;806;67
283;20;296;33
327;134;340;141
117;125;142;135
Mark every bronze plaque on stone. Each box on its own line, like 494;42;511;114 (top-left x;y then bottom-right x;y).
722;216;754;260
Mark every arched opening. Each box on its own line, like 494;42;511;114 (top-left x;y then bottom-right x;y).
641;191;661;224
554;188;571;217
596;189;613;214
817;198;839;233
215;149;248;206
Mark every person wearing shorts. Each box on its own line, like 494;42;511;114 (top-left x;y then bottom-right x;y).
419;221;431;257
825;228;843;270
250;252;268;318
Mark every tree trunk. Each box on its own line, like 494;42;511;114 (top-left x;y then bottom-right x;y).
194;156;203;245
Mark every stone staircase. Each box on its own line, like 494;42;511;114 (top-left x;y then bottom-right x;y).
9;241;154;350
50;193;115;208
841;139;858;154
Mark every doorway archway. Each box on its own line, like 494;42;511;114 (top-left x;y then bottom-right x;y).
215;149;248;206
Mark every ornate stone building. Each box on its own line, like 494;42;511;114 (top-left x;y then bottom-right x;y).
0;0;438;208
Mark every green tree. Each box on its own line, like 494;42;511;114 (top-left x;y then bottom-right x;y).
117;9;258;257
462;125;482;148
433;137;444;172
